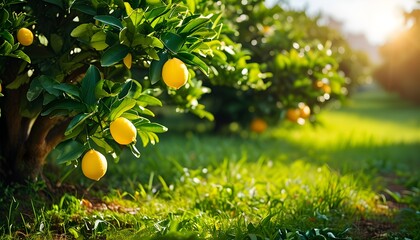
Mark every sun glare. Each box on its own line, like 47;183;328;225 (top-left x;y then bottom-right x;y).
364;2;407;44
279;0;417;45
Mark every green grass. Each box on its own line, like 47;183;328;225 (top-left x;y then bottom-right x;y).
1;87;420;239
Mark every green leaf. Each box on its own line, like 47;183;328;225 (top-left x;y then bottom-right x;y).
70;23;95;38
0;9;9;26
9;50;31;63
54;140;85;164
72;3;96;15
136;106;155;116
137;94;162;107
27;77;44;101
118;79;142;99
185;0;196;13
0;41;13;55
109;98;137;120
0;30;14;44
145;6;169;22
138;131;149;147
161;32;185;53
146;132;159;145
6;73;29;90
100;44;129;67
145;48;159;60
80;65;100;106
129;8;145;26
95;79;121;98
191;108;214;121
50;34;63;53
179;14;213;34
177;51;209;75
149;52;168;85
136;122;168;133
54;83;80;99
90;31;108;51
91;136;114;153
63;122;85;140
43;93;56;105
94;15;123;29
38;75;60;96
41;100;86;116
65;112;94;135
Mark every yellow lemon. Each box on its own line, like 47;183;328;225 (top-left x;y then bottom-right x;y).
250;118;268;133
81;149;107;181
123;53;132;69
161;58;188;89
17;27;34;46
110;117;137;145
298;103;311;119
286;108;301;122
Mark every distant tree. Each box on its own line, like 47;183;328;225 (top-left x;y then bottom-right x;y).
202;0;370;130
375;6;420;104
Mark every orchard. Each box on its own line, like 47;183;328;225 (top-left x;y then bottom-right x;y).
0;0;370;183
1;1;419;239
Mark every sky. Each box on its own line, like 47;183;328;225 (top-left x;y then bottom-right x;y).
266;0;418;45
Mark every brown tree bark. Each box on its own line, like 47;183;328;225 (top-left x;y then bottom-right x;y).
13;116;70;182
0;60;72;183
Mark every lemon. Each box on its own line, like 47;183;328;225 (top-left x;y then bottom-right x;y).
17;27;34;46
250;118;267;133
298;103;311;119
110;117;137;145
161;58;188;89
123;53;132;69
286;108;301;122
81;149;107;181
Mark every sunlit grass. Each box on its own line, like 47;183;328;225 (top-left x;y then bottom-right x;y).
1;87;419;239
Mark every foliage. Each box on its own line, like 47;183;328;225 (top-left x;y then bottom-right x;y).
0;0;266;180
201;1;371;129
374;4;420;104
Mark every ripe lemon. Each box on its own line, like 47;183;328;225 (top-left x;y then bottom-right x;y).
250;118;267;133
161;58;188;89
0;83;2;93
314;80;324;89
298;103;311;119
286;108;301;122
322;84;332;94
17;27;34;46
123;53;132;69
81;149;107;181
110;117;137;145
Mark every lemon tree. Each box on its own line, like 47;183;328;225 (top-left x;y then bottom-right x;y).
203;0;371;130
0;0;265;182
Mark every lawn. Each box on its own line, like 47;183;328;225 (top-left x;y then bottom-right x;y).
1;86;419;240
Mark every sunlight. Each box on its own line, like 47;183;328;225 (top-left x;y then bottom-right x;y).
277;0;417;45
363;2;407;44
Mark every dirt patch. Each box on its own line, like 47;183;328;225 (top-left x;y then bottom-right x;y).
352;218;397;239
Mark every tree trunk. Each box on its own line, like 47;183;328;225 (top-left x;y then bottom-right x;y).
0;60;70;183
14;116;70;182
0;97;70;182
